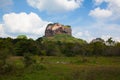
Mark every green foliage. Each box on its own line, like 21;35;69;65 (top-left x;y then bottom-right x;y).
0;56;120;80
1;63;13;74
30;63;46;71
0;49;9;64
17;35;27;39
1;35;120;80
64;25;71;28
90;42;106;56
43;34;86;44
14;39;41;56
24;53;34;67
106;37;115;46
0;36;120;59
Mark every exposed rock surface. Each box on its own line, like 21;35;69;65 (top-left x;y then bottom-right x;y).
91;38;104;43
45;23;72;37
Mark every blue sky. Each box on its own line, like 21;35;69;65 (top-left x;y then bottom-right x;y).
0;0;120;42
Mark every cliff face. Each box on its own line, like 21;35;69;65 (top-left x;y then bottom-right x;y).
45;23;72;37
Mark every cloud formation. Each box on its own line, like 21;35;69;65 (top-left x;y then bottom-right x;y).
2;12;49;38
0;24;4;36
27;0;83;13
87;0;120;42
72;27;95;42
90;0;120;20
89;7;112;19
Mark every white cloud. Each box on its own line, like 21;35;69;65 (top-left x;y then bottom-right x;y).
0;24;4;33
107;0;120;20
0;24;9;37
94;0;104;5
73;32;83;37
88;0;120;42
88;21;120;42
101;35;112;41
2;12;50;39
91;0;120;20
0;24;4;36
27;0;83;13
72;27;94;42
101;35;120;42
89;7;112;19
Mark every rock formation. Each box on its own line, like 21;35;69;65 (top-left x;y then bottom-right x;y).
45;23;72;37
91;38;104;43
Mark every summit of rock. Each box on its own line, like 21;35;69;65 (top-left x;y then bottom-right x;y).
45;23;72;37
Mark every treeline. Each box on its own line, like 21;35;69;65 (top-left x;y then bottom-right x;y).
0;36;120;74
0;37;120;57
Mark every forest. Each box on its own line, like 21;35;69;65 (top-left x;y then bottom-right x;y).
0;35;120;57
0;35;120;80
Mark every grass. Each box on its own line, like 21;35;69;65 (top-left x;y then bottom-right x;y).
43;34;86;44
0;56;120;80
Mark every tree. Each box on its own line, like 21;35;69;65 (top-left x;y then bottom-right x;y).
17;35;27;39
90;42;106;56
0;38;13;69
43;41;61;56
105;42;120;56
15;39;40;56
106;37;115;46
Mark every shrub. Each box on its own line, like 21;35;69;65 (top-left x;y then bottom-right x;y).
24;53;34;67
32;63;46;71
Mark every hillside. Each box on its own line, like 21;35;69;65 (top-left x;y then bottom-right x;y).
42;34;86;44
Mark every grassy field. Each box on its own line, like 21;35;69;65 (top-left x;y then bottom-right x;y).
0;56;120;80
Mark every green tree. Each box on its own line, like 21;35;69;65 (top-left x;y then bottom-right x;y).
0;38;14;73
106;37;115;46
15;39;40;56
90;42;106;56
17;35;28;39
0;37;14;60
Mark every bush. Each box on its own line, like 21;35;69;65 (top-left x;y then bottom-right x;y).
1;64;13;73
24;53;34;67
32;63;46;71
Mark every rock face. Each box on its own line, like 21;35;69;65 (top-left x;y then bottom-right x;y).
91;38;104;43
45;23;72;37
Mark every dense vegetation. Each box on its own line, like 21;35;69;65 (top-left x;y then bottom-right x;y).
0;35;120;57
0;34;120;80
0;56;120;80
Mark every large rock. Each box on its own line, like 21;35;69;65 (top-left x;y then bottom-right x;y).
91;38;105;43
45;23;72;37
